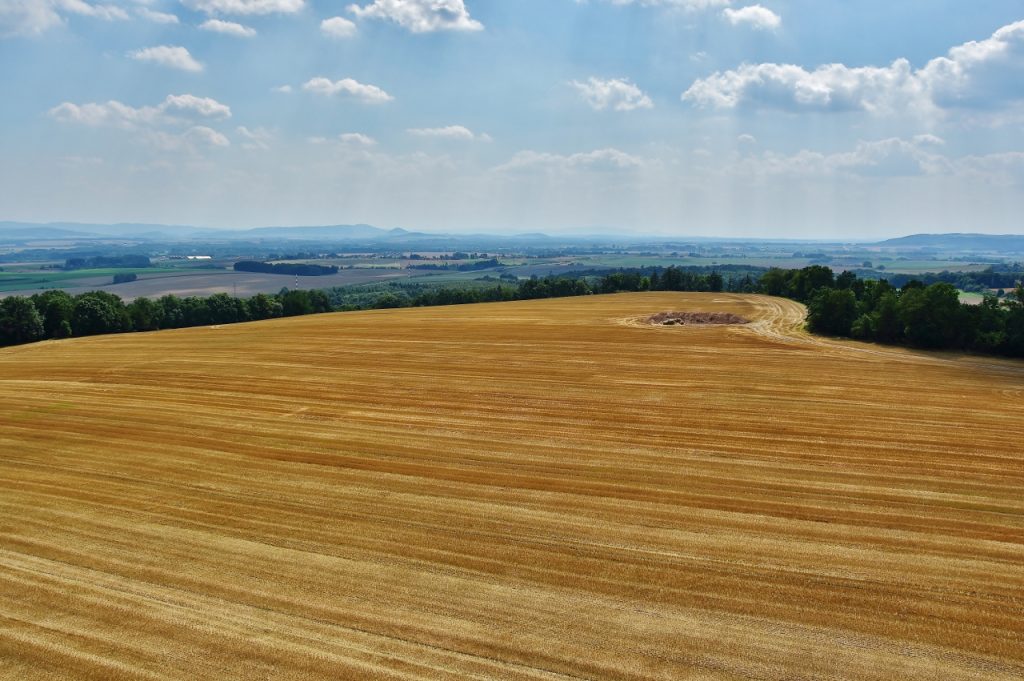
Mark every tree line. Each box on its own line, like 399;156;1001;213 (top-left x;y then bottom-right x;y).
765;266;1024;356
3;265;1023;358
233;261;340;276
0;289;332;346
850;264;1023;293
407;258;504;271
64;255;151;270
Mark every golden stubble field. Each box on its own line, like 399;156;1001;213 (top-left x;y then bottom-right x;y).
1;293;1022;680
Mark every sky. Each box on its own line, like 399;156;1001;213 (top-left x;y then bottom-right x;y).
1;0;1023;238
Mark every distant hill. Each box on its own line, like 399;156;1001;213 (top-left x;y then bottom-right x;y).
217;224;396;240
0;222;209;241
876;233;1024;252
0;221;557;245
0;224;91;240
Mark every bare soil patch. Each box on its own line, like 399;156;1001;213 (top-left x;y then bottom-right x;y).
648;310;750;326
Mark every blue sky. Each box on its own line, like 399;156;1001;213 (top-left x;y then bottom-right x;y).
1;0;1023;237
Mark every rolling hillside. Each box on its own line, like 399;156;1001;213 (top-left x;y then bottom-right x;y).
1;293;1022;680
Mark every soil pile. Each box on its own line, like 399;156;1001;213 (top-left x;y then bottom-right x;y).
648;311;750;326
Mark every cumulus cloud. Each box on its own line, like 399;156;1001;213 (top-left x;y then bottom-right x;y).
582;0;729;10
311;132;378;147
0;0;127;37
407;125;491;141
683;20;1024;115
49;93;233;151
129;45;204;72
49;93;231;129
181;125;229;147
302;77;393;103
735;136;951;178
347;0;482;33
321;16;356;38
182;0;304;15
340;132;376;145
161;94;231;118
136;7;179;24
495;148;644;173
58;0;128;20
729;134;1023;186
272;84;292;93
236;125;273;150
571;77;653;111
199;18;256;36
722;5;780;30
0;1;64;37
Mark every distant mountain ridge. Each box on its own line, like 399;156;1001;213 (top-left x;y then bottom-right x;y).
0;221;547;244
876;233;1024;252
3;222;1023;249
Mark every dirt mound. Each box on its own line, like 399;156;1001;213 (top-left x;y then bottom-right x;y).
648;311;750;326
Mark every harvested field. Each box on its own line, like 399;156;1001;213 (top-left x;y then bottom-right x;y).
1;292;1023;680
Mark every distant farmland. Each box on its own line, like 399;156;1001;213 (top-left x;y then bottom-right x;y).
1;293;1022;679
0;266;412;300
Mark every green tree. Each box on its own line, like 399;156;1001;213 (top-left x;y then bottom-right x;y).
280;290;314;316
30;290;74;338
707;271;724;293
897;283;965;349
128;297;164;332
0;297;45;346
247;293;283;320
72;292;130;337
874;291;901;343
807;288;857;336
157;295;185;328
205;293;249;324
790;266;835;302
760;268;791;297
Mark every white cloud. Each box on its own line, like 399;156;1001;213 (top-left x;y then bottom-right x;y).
49;94;231;129
161;94;231;118
0;1;64;37
722;5;780;30
347;0;482;33
272;84;292;93
734;136;951;178
49;93;233;152
236;125;272;150
50;100;161;128
182;0;304;15
340;132;376;145
58;0;128;21
136;7;179;23
495;148;644;173
199;18;256;36
182;125;229;147
129;45;204;72
321;16;356;38
729;135;1023;186
309;132;378;148
583;0;730;11
408;125;490;141
683;20;1024;115
683;61;923;113
0;0;128;37
737;133;757;145
571;77;653;111
302;77;393;103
